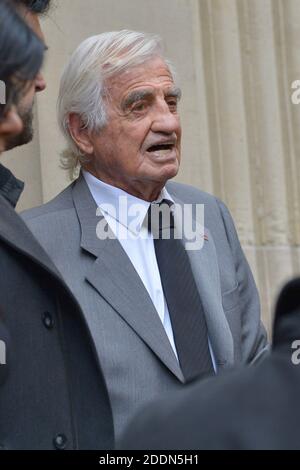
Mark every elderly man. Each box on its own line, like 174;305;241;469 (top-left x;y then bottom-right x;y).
22;30;268;439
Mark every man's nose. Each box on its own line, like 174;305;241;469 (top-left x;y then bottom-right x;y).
35;72;47;93
151;104;180;135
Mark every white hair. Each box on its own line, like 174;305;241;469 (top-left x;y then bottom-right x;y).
57;30;176;174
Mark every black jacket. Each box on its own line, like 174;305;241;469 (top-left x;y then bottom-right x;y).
0;165;114;449
119;278;300;450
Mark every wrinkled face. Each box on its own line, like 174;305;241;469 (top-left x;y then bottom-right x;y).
85;56;182;200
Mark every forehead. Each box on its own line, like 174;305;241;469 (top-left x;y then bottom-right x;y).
107;57;175;100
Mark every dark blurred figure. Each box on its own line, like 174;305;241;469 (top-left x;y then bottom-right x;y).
5;0;48;149
0;0;113;449
119;278;300;450
0;0;49;201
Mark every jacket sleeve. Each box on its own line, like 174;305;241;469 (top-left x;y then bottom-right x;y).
217;199;269;364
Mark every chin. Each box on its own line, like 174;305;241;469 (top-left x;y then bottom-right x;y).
5;107;34;150
159;161;179;181
5;128;33;151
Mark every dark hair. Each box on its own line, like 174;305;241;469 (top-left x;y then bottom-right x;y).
0;0;44;117
13;0;51;14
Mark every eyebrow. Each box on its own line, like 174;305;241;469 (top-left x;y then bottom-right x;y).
122;86;182;111
165;87;182;100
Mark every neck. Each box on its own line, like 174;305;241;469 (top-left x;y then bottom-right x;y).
82;167;165;202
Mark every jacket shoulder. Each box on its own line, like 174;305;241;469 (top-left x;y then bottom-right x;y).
166;181;238;242
21;182;75;222
166;180;220;206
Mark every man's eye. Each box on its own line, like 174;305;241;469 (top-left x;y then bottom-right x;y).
132;102;147;112
167;99;178;111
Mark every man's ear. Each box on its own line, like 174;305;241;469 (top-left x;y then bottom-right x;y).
68;113;94;155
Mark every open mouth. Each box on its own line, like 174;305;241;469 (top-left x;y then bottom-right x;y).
146;142;175;156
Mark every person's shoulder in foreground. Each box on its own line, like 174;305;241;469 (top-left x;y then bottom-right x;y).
119;277;300;450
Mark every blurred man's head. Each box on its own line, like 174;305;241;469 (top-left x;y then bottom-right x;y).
0;0;44;153
5;0;50;150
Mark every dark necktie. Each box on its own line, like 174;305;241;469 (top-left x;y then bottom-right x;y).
148;201;214;382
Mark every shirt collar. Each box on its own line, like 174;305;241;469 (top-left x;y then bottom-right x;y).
82;170;174;235
0;163;24;208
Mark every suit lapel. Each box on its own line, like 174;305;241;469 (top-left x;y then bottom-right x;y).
0;195;62;280
171;193;234;370
72;175;184;382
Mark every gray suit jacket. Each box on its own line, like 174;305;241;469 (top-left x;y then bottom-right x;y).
22;175;268;439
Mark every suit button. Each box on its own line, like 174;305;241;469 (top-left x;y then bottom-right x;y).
42;312;54;330
53;434;68;450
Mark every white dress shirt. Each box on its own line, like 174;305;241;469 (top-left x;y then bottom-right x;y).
83;170;216;370
83;170;179;358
